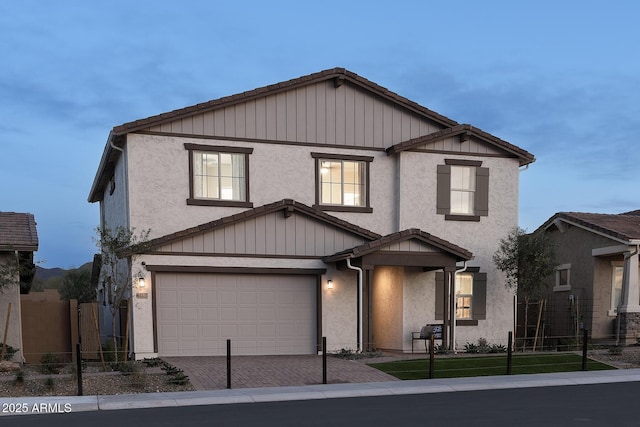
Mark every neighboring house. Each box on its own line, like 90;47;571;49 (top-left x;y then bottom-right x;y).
88;68;534;358
537;211;640;344
0;212;39;362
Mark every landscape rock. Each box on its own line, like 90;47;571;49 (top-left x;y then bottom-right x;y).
0;360;20;372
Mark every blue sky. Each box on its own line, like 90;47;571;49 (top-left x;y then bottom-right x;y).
1;1;639;268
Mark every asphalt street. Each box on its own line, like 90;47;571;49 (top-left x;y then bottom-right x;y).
2;381;638;427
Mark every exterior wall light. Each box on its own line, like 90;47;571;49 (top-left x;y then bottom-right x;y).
138;276;146;288
327;279;333;290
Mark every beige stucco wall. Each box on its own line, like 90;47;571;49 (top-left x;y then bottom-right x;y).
125;133;395;241
372;266;404;350
321;268;358;352
0;254;24;362
396;152;521;349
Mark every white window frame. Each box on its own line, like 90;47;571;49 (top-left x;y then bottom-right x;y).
553;263;571;292
455;273;474;320
449;165;476;215
608;261;624;316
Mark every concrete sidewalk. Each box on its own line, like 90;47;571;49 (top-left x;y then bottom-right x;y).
2;368;640;416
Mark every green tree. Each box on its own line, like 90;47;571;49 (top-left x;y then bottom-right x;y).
96;226;150;362
58;268;95;303
493;227;558;348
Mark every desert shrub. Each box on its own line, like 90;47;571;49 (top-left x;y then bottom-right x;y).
40;352;62;374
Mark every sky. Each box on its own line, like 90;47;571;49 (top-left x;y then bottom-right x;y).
1;1;639;269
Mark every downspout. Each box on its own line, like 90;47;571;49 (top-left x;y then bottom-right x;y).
346;257;363;352
452;261;468;353
617;244;640;345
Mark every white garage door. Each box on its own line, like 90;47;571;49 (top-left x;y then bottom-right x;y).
155;273;317;356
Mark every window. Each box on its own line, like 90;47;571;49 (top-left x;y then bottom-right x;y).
456;273;474;319
435;269;486;325
185;143;253;207
553;264;571;292
311;153;373;212
610;263;624;315
450;166;475;215
436;159;489;221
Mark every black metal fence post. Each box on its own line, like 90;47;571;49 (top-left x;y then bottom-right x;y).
507;331;513;375
226;339;231;389
322;336;327;384
582;329;588;371
76;343;83;396
429;334;435;379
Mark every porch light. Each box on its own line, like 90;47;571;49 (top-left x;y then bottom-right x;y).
138;276;146;288
327;279;334;290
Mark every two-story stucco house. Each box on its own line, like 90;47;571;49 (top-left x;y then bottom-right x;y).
88;68;534;359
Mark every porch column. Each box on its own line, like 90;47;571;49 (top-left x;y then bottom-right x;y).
442;267;455;350
620;250;640;313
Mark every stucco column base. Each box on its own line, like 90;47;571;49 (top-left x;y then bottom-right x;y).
619;312;640;345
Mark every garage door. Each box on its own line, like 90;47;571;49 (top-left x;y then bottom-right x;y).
155;273;317;356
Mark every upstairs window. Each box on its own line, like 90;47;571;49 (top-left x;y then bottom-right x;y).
450;166;476;215
437;159;489;221
311;153;373;213
185;143;253;208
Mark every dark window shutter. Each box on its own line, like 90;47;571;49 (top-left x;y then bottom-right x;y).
475;167;489;217
474;272;487;320
436;164;451;215
435;271;444;320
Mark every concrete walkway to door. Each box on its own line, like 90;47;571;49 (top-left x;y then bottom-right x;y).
162;355;399;390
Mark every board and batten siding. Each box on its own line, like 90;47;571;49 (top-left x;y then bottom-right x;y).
155;210;370;257
376;240;440;253
416;135;505;156
145;80;442;149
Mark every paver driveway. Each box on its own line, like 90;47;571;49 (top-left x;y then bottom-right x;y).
162;355;399;390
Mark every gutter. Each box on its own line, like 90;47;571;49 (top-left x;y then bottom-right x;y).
451;262;468;353
346;257;363;352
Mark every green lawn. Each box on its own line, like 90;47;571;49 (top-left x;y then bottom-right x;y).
368;353;615;380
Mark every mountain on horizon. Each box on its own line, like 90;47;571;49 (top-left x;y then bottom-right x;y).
34;261;93;289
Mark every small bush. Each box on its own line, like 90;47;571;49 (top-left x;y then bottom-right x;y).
44;377;55;391
166;372;189;386
14;370;25;385
142;357;162;367
1;344;19;361
330;348;383;360
116;361;142;376
130;371;148;390
489;344;507;353
464;342;479;353
40;352;62;374
609;345;625;355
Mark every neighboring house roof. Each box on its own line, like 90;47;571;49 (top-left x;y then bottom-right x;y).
323;228;472;263
0;212;39;252
540;211;640;243
139;199;382;253
385;124;535;166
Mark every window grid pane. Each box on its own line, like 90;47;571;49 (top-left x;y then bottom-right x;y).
450;166;475;214
319;159;366;207
456;273;473;319
194;151;245;201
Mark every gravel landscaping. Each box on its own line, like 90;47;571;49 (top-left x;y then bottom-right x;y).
0;360;194;397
